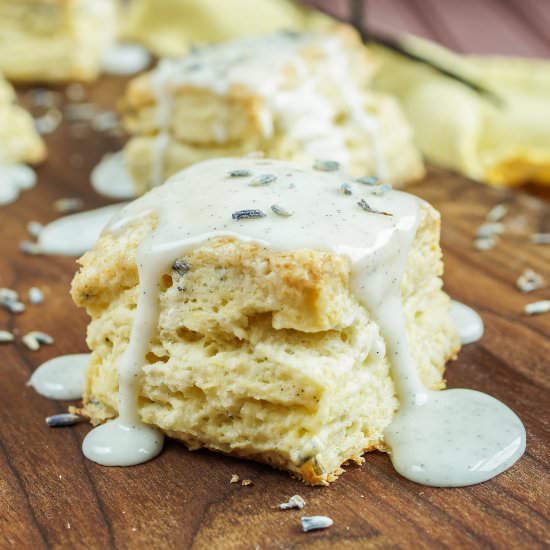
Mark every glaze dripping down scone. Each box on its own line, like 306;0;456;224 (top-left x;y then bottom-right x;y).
0;0;117;82
0;73;45;164
72;158;458;484
121;28;424;195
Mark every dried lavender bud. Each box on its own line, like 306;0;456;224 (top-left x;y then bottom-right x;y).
0;288;18;302
279;495;306;510
46;413;85;427
357;198;392;216
53;197;84;213
516;269;543;293
271;204;293;217
232;209;266;220
370;183;392;196
22;331;54;351
20;240;41;255
524;300;550;315
474;237;496;251
27;221;44;237
301;516;333;532
28;287;44;304
249;174;276;186
1;299;25;314
340;182;352;195
530;233;550;245
172;259;191;276
313;160;339;172
356;175;379;186
35;108;62;134
0;330;14;343
486;203;508;222
476;223;504;239
228;169;252;178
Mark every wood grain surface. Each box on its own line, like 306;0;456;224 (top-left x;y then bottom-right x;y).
2;2;550;547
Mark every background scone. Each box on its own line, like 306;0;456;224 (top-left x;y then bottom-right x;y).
0;0;117;82
0;73;45;164
121;28;424;195
72;158;458;484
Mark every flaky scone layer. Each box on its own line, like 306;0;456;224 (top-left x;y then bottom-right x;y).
72;204;459;484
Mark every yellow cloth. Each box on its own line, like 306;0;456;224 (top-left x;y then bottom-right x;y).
372;37;550;187
120;0;550;187
120;0;329;57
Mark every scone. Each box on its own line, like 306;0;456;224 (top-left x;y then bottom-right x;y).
72;157;458;484
0;73;45;163
0;0;117;82
121;28;425;196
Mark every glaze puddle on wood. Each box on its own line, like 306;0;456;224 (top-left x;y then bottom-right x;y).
28;354;90;400
450;300;484;344
91;151;138;200
37;203;126;256
0;164;36;205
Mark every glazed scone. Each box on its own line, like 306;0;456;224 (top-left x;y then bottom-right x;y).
72;158;458;484
0;0;117;83
121;28;424;195
0;73;45;163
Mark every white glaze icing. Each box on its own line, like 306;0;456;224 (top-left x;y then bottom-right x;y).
91;151;138;199
37;203;125;256
385;389;525;487
81;157;525;486
0;164;36;205
450;300;484;344
82;418;164;466
28;354;89;400
101;43;151;76
145;32;386;189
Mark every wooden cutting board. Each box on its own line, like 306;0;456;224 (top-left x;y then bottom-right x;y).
1;76;549;550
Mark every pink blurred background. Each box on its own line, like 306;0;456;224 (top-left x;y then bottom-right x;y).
306;0;550;58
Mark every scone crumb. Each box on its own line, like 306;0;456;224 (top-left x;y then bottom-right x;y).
230;474;240;484
241;479;253;486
